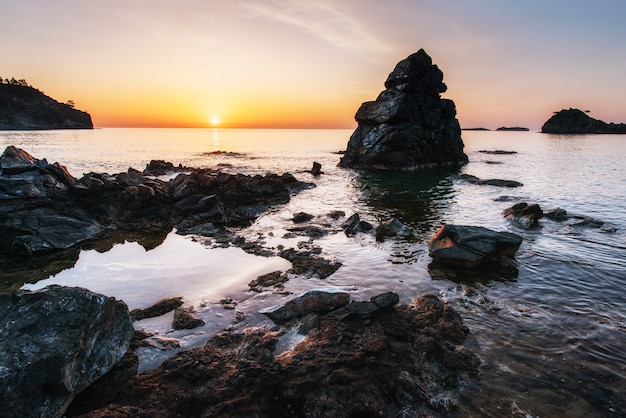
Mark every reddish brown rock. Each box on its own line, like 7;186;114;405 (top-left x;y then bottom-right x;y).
67;293;479;417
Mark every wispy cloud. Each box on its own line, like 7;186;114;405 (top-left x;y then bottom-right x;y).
245;0;390;59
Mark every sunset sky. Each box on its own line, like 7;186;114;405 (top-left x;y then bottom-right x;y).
2;0;625;130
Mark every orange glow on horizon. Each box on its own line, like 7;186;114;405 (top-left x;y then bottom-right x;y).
88;92;361;129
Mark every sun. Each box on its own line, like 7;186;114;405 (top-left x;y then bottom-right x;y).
210;116;220;127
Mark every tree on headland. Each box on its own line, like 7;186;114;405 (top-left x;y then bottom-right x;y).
1;77;31;87
0;78;93;129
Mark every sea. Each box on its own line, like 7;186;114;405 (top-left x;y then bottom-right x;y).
1;128;625;417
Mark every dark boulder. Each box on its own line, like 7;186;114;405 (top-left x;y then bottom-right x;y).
292;211;314;223
172;306;205;330
342;212;373;236
0;285;133;418
0;146;105;257
375;217;410;241
541;108;626;134
260;289;351;321
130;296;184;321
334;291;401;319
142;160;186;176
338;49;468;170
428;224;522;269
310;161;322;176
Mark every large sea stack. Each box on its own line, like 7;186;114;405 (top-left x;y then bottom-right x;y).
338;49;468;170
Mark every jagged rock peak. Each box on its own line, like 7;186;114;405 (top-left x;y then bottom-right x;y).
338;49;468;170
384;48;447;95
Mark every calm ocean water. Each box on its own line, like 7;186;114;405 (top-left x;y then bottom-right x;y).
1;128;625;417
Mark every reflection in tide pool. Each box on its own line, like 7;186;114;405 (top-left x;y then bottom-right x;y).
23;231;291;310
22;231;292;371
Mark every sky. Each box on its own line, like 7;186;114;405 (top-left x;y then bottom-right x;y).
1;0;625;130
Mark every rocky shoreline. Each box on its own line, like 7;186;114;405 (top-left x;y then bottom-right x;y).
1;143;615;417
0;146;313;267
0;143;515;417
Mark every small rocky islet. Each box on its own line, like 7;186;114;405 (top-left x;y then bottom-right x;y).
541;107;626;134
0;49;618;417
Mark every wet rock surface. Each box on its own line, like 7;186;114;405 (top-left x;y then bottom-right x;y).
503;202;544;229
0;285;133;418
172;306;205;330
260;289;351;321
67;292;480;417
279;247;343;279
130;296;183;321
0;146;314;261
428;224;523;280
456;173;523;188
339;49;468;170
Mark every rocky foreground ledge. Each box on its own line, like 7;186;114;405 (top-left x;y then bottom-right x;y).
66;289;477;417
0;146;313;261
0;284;480;418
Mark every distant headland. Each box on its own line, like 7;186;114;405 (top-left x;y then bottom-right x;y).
541;108;626;134
0;78;93;130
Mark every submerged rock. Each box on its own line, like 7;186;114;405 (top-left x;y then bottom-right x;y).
457;173;523;188
478;149;517;155
503;202;544;229
544;207;568;221
342;212;373;236
428;224;522;269
375;217;411;241
338;49;468;170
0;285;133;418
